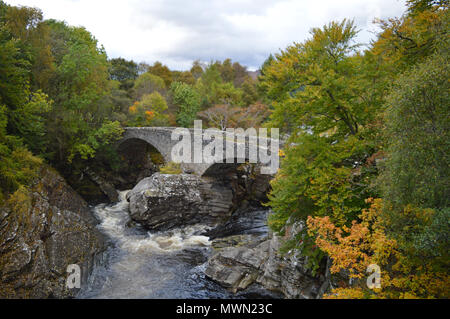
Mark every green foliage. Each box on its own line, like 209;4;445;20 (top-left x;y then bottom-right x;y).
9;90;52;153
379;52;449;210
41;20;117;169
190;60;204;80
265;19;378;225
68;121;124;162
195;64;222;108
407;0;449;14
171;81;201;127
241;78;258;106
372;2;449;71
172;70;196;85
194;61;250;108
109;58;138;91
0;24;30;110
412;208;449;263
0;104;42;197
262;19;387;271
262;5;450;294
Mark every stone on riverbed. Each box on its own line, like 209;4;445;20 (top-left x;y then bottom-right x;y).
126;173;234;231
205;222;325;299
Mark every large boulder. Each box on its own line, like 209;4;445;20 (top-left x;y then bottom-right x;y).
0;166;105;299
126;173;234;231
205;220;325;299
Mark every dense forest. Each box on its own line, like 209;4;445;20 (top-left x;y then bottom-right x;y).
0;0;448;298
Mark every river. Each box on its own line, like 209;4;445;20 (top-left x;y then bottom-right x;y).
78;191;273;299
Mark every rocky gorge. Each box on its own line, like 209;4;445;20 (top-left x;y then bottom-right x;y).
0;162;327;299
122;168;327;299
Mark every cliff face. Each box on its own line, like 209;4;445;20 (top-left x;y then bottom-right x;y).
0;166;105;298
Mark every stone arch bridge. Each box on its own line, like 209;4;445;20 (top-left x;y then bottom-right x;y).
118;127;280;176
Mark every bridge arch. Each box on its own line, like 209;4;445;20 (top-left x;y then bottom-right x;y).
201;157;250;177
118;127;176;163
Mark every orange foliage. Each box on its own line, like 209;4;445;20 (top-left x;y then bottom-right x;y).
129;101;139;114
145;110;155;121
307;198;450;299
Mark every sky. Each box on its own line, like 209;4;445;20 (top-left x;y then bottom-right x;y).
5;0;407;71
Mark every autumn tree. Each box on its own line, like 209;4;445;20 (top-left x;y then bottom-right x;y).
172;70;196;85
128;91;169;127
133;72;166;100
301;2;449;299
147;61;173;87
262;20;386;271
41;20;123;167
307;199;450;299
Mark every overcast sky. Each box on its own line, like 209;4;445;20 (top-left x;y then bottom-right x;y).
5;0;406;70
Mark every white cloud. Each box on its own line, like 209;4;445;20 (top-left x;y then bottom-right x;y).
4;0;406;70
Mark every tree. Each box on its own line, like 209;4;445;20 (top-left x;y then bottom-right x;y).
196;63;245;108
190;60;204;80
133;72;166;100
147;61;173;87
262;20;384;270
109;58;138;91
0;24;29;112
307;198;450;299
235;102;270;128
170;82;201;127
218;58;235;82
379;51;449;214
0;104;42;201
199;102;270;130
371;1;448;72
42;20;119;168
9;90;52;153
241;78;259;106
198;104;240;130
232;61;249;88
3;4;54;90
137;61;150;75
172;70;196;85
139;92;169;126
406;0;449;15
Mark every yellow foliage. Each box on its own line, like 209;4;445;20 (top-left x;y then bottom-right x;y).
307;198;450;299
7;186;32;224
159;162;182;174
